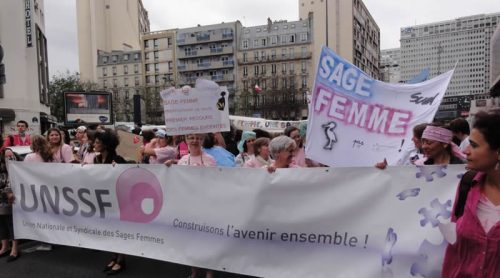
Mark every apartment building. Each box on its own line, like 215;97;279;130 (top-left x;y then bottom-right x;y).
299;0;380;79
235;17;313;120
380;48;401;83
0;0;53;134
400;13;500;120
176;22;242;114
96;50;143;122
77;0;150;82
141;29;177;124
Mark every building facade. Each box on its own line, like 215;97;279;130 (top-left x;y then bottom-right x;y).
299;0;380;79
491;21;500;97
77;0;150;82
141;29;177;124
96;50;143;122
0;0;52;135
176;22;242;115
400;13;500;120
235;17;313;120
380;48;401;83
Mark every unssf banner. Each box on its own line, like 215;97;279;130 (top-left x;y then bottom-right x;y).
9;162;465;278
306;46;454;167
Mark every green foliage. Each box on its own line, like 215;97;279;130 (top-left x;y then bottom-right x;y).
48;71;98;121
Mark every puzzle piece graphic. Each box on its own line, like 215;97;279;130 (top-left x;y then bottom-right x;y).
410;239;448;277
396;188;421;200
418;198;452;227
381;228;398;266
415;165;447;182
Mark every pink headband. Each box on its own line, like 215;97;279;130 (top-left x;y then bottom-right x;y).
422;126;453;144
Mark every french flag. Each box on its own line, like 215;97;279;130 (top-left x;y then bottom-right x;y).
254;84;262;93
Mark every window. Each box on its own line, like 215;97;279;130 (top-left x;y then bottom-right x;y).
155;75;160;84
154;51;159;60
254;51;259;61
282;63;287;73
103;56;108;63
282;48;287;58
254;65;259;76
271;50;276;59
155;63;159;72
168;61;173;70
154;39;159;48
134;53;139;60
261;65;266;75
254;39;259;47
271;36;277;45
112;66;117;75
113;79;117;87
146;64;151;72
243;52;248;62
102;67;107;76
243;40;248;49
124;77;129;87
289;34;295;43
123;54;129;61
261;38;267;46
123;65;128;74
103;80;108;89
135;76;139;85
112;55;118;62
144;40;149;48
167;38;172;47
134;64;139;73
271;64;277;74
243;67;248;77
301;61;307;72
300;33;308;42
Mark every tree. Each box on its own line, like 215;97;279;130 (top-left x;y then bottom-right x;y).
48;71;98;122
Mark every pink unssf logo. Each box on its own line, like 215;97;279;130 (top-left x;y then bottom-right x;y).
116;168;163;223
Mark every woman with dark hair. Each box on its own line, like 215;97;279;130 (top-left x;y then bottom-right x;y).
93;129;127;275
24;135;53;162
442;111;500;276
82;130;97;164
0;143;18;262
243;137;273;168
415;125;465;165
396;123;429;166
284;126;306;167
46;128;73;163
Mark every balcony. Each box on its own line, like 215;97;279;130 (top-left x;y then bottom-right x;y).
237;52;312;65
176;32;234;46
177;46;234;59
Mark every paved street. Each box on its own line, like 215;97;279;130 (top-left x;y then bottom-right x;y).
0;241;257;278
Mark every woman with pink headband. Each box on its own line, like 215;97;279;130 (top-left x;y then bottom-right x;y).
415;125;466;165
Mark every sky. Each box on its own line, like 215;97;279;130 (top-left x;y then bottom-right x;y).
44;0;500;77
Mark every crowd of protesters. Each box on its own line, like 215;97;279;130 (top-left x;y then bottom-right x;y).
0;110;499;276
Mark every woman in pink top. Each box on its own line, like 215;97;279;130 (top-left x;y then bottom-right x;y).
81;130;97;164
24;135;53;163
46;128;73;163
284;126;306;167
140;130;177;164
244;137;273;168
165;133;215;278
442;111;500;277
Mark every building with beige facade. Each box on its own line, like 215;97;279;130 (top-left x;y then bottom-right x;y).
96;50;143;122
77;0;150;82
0;0;53;135
141;29;177;124
299;0;380;79
235;17;313;120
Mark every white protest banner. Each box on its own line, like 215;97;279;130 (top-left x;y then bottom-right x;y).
9;161;464;278
306;46;454;167
229;115;307;133
160;79;230;135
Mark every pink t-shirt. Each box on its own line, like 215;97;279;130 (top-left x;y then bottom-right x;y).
150;146;177;164
244;156;273;168
178;152;216;167
291;147;307;167
83;152;96;164
24;153;47;162
476;194;500;233
52;144;74;163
